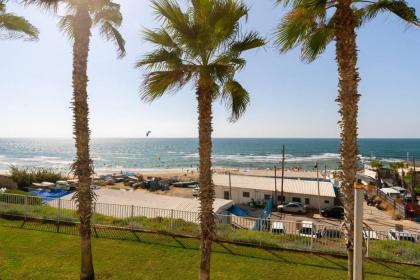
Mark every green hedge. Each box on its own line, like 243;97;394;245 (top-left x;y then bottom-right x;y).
9;166;66;189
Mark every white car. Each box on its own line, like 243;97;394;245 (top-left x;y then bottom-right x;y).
278;202;307;214
387;229;417;242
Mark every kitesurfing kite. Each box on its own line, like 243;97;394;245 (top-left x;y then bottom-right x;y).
146;131;151;137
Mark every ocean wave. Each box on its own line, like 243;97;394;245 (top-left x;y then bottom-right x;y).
285;153;341;162
183;152;342;163
0;155;73;167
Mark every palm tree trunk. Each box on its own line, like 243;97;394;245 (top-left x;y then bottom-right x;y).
197;78;215;280
72;5;94;280
335;1;360;279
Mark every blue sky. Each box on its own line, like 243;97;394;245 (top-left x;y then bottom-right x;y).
1;0;419;138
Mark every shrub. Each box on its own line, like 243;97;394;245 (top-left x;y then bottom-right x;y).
9;166;66;189
0;175;18;189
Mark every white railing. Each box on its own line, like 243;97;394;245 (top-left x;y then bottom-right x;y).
0;192;419;264
373;188;406;218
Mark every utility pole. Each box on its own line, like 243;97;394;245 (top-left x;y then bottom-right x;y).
281;145;285;205
229;172;232;200
324;163;327;179
274;165;278;207
316;161;321;215
412;156;416;205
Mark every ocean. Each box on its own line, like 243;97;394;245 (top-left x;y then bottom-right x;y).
0;138;419;173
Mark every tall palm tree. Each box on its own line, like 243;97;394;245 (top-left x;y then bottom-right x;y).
137;0;264;279
23;0;125;279
274;0;418;278
0;0;38;40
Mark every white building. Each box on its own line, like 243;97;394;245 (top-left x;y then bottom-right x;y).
213;174;336;209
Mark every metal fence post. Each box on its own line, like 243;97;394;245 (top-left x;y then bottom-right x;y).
170;209;174;231
24;195;28;222
92;202;96;225
131;205;134;230
365;232;370;258
57;198;61;233
310;225;314;251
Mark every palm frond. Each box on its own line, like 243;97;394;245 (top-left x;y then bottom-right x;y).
0;13;39;40
143;28;180;51
99;21;126;58
222;80;250;122
300;21;334;62
58;14;75;39
136;48;182;70
206;0;249;48
92;3;122;26
141;70;191;102
22;0;62;12
274;6;318;52
151;0;191;33
360;0;419;26
229;31;265;53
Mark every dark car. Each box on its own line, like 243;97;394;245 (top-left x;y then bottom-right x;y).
320;206;344;219
316;229;344;239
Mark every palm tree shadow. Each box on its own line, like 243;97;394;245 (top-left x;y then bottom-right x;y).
369;260;420;280
1;219;417;279
317;254;347;270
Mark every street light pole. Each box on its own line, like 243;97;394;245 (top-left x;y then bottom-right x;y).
353;180;364;280
274;165;278;208
316;162;321;215
281;145;285;205
412;156;416;205
229;172;232;200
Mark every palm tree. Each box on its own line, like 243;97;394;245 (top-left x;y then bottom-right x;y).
23;0;125;279
390;161;407;186
274;0;418;278
370;159;383;184
0;0;38;40
137;0;264;279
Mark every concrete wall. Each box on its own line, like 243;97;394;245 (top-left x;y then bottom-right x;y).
215;185;334;209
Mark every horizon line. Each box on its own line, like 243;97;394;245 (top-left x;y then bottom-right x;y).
1;137;420;140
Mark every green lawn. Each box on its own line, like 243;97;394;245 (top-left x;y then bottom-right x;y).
0;221;420;280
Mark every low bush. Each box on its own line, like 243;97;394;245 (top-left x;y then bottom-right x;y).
9;166;66;189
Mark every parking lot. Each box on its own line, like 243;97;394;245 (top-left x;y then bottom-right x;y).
270;202;420;235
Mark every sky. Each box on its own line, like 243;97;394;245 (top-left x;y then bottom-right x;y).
0;0;419;138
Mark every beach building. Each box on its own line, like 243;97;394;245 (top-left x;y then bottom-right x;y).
213;174;336;209
58;189;233;222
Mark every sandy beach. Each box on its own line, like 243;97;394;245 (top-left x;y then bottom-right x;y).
93;167;324;180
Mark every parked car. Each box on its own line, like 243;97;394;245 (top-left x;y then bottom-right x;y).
278;202;307;214
271;221;285;234
298;221;317;238
387;229;417;242
392;186;406;195
316;229;343;239
320;206;344;219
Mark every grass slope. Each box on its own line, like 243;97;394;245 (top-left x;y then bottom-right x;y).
0;223;419;280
